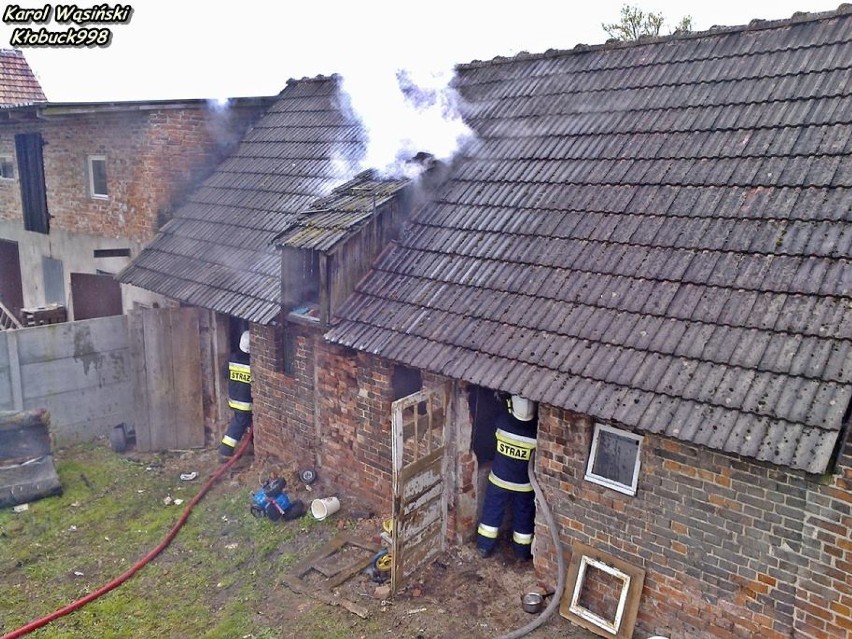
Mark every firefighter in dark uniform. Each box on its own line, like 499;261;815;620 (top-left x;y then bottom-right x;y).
219;330;252;459
476;394;538;560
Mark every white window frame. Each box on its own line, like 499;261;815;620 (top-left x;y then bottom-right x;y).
584;422;642;496
0;154;15;180
569;554;632;634
88;154;108;199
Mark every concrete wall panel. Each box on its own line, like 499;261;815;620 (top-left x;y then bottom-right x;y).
7;316;132;444
0;332;13;410
16;315;128;363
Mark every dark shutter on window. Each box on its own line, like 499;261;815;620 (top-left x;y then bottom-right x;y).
15;132;49;234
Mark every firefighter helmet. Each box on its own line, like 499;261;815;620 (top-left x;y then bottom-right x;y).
508;395;536;421
239;330;250;354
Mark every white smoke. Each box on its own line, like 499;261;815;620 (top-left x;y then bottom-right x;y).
338;63;474;179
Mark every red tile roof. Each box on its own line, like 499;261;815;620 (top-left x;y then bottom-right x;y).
0;49;46;105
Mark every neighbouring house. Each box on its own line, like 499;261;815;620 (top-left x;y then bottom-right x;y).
0;87;271;325
118;6;851;638
0;49;44;326
0;79;272;444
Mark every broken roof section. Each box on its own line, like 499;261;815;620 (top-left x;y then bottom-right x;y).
327;7;852;474
119;76;366;324
275;170;410;252
0;49;46;106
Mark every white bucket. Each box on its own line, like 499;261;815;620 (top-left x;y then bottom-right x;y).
310;496;340;520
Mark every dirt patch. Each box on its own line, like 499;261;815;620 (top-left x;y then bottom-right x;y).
245;452;598;639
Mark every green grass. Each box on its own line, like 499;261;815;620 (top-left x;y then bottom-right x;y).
0;443;340;638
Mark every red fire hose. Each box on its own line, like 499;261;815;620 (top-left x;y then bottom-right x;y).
2;430;254;639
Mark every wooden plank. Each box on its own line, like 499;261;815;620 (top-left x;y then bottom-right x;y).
319;252;329;324
283;575;369;619
170;308;204;449
398;520;442;581
284;533;380;614
401;482;442;519
400;447;443;482
400;516;442;551
391;386;448;595
287;535;378;578
162;309;178;450
143;309;175;451
128;310;152;451
0;371;13;411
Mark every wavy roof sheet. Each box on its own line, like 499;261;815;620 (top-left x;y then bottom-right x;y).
327;7;852;473
120;76;364;324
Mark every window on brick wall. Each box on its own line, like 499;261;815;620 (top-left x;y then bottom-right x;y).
88;155;108;198
584;423;642;496
0;155;14;180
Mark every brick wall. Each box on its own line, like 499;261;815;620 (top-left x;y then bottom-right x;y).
534;405;852;639
796;435;852;638
0;103;259;242
251;322;317;465
250;328;851;636
251;322;396;513
127;107;257;240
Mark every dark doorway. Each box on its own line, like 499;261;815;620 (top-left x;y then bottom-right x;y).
228;316;249;353
468;385;504;464
0;239;24;318
70;272;122;320
392;365;422;399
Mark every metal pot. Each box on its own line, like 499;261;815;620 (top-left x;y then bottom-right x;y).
521;592;545;614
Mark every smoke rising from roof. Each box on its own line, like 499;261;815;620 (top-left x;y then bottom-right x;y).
337;63;475;180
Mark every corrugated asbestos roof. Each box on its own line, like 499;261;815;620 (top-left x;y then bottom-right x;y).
326;7;852;474
0;49;46;105
119;76;365;324
274;170;409;252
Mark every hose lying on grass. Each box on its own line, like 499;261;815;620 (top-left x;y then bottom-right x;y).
2;430;254;639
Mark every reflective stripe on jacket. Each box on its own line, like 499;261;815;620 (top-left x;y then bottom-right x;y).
495;428;536;461
490;410;537;491
227;351;252;412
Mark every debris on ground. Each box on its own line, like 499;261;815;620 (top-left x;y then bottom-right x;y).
0;408;62;508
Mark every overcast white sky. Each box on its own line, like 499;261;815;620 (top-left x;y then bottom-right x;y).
0;0;839;102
